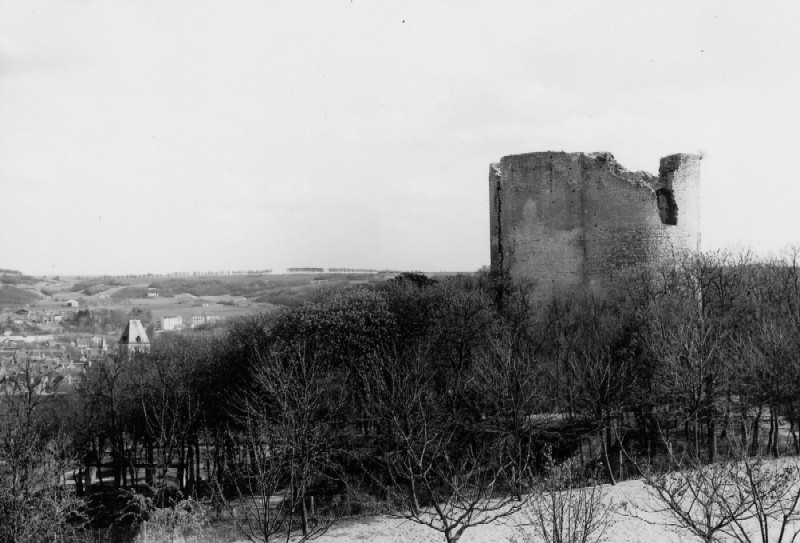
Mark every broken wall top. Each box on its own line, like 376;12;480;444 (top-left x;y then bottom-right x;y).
489;151;702;300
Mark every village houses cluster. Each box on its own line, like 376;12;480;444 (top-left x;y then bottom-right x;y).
0;300;220;396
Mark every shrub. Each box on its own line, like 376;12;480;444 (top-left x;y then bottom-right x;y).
513;456;616;543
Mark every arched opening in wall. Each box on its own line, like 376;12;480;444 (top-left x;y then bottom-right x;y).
656;188;678;225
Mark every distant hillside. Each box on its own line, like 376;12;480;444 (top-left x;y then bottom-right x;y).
148;277;325;304
111;286;149;300
71;278;124;295
149;279;231;297
0;285;41;305
1;274;38;285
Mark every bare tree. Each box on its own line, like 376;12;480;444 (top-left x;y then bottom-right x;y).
641;456;751;542
473;329;544;499
0;359;86;542
219;342;340;542
219;412;294;543
637;433;800;543
724;454;800;543
133;343;202;493
732;317;798;458
548;293;643;484
646;253;732;464
80;352;140;489
364;347;525;543
513;456;616;543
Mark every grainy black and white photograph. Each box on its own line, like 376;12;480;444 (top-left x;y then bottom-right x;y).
1;2;800;542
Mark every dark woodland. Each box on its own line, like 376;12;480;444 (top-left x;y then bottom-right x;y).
3;249;800;542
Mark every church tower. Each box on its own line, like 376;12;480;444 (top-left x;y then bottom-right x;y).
118;319;150;357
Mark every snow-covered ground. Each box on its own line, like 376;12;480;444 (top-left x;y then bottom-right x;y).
274;479;682;543
279;473;800;543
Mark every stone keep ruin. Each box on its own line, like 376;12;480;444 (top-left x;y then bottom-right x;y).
489;151;701;300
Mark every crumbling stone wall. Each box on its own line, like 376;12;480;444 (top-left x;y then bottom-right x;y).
489;151;701;300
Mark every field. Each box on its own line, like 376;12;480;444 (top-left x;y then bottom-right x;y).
0;284;41;306
1;270;472;339
1;272;403;329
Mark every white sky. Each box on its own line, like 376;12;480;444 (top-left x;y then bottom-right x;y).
1;1;798;275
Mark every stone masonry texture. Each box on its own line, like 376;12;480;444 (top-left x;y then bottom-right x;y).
489;151;701;301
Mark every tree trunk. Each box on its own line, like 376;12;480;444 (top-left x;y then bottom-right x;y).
409;478;420;516
177;441;186;492
751;406;763;455
206;437;213;485
790;419;799;454
129;434;138;487
75;467;84;496
113;440;121;489
684;419;691;452
511;466;521;501
706;416;716;464
601;424;616;485
146;439;154;486
694;415;700;462
767;407;775;455
770;408;779;458
187;442;195;488
301;493;309;537
96;439;104;487
194;436;202;482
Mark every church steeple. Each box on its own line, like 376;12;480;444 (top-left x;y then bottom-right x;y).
118;319;150;357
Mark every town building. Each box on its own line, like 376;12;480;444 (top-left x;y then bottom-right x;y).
191;314;221;328
161;315;183;331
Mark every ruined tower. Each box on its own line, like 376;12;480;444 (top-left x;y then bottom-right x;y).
489;151;701;300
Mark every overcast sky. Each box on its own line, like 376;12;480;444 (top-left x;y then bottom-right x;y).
1;1;798;275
